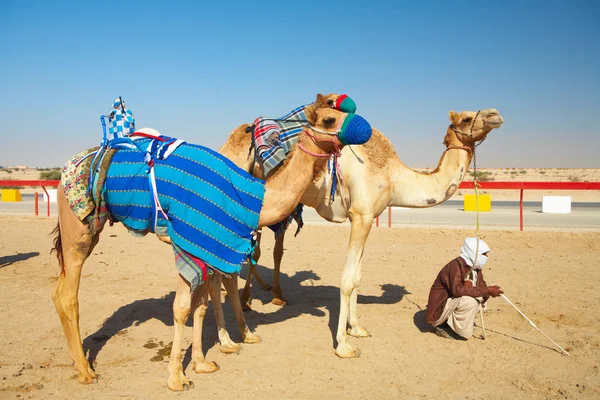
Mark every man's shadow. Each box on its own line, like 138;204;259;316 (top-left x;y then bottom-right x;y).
0;252;40;268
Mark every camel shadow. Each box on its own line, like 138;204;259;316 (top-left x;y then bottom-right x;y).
239;263;411;348
0;251;40;268
82;291;225;369
82;264;410;364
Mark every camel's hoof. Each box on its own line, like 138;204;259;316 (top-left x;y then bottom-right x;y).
220;342;242;354
167;372;193;391
347;326;371;338
335;344;361;359
243;332;261;344
76;371;98;384
193;361;220;374
271;297;287;306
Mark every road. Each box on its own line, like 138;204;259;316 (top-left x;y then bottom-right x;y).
2;195;600;231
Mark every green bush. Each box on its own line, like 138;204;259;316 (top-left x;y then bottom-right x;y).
468;171;495;181
41;170;62;180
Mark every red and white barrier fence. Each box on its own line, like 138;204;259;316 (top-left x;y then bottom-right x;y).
2;180;599;230
374;181;600;231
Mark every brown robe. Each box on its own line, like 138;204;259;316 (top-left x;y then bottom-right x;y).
425;257;489;325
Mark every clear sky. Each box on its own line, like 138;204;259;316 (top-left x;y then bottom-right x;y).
0;0;598;168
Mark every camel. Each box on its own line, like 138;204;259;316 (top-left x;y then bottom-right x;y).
218;106;504;358
51;104;372;390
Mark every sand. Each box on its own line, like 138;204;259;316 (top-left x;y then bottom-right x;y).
1;217;599;399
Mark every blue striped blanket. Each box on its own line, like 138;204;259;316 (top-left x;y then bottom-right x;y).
104;138;266;275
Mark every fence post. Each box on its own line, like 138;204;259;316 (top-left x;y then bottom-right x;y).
519;189;524;231
375;215;379;227
42;186;50;217
388;206;392;228
34;193;39;216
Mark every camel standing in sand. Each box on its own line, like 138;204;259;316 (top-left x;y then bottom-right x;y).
51;105;370;391
219;107;504;358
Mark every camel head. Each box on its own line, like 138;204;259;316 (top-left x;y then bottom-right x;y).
446;108;504;147
303;104;372;154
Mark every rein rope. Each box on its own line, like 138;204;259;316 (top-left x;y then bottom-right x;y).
451;110;487;338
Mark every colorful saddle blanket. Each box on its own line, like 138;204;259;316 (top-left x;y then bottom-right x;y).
104;138;266;276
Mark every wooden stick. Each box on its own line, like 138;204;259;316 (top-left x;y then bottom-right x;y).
501;294;570;356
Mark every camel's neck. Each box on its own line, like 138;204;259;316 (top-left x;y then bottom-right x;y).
390;127;473;207
258;133;330;227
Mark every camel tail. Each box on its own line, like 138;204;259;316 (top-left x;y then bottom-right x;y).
50;221;64;275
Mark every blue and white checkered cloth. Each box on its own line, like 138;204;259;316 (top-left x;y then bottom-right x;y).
107;97;135;140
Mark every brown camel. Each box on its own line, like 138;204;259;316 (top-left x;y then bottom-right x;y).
219;106;504;358
50;104;369;390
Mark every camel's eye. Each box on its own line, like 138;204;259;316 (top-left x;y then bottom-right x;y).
323;117;336;127
327;99;334;106
462;117;473;123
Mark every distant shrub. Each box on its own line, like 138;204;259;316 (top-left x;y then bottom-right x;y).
519;170;527;174
539;170;546;174
567;175;581;182
468;171;495;181
41;170;62;180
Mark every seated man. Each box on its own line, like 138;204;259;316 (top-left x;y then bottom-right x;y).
426;238;503;339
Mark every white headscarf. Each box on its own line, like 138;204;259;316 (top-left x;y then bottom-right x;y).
460;237;491;270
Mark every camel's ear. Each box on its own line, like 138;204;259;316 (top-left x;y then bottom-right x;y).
305;104;318;125
448;111;460;125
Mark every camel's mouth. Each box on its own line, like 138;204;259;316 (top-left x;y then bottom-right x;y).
485;114;504;128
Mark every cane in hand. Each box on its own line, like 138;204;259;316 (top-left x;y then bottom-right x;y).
501;293;570;356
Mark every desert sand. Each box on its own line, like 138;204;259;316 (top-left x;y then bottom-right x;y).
1;216;599;399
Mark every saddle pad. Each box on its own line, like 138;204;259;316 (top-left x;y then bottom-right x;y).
104;139;266;275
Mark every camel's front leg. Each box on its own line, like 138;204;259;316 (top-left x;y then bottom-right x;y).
208;274;241;354
335;213;373;358
222;275;261;344
167;275;196;391
271;231;287;306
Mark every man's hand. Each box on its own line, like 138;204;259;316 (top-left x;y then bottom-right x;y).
488;285;503;297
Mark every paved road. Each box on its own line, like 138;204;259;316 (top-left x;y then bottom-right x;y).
2;196;600;231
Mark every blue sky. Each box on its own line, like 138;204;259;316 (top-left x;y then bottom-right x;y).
0;0;598;168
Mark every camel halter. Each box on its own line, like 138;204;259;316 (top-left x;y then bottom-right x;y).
298;125;348;207
450;110;488;150
297;125;342;158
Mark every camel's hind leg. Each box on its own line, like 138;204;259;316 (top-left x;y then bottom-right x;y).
51;186;103;384
208;274;241;354
222;275;261;344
